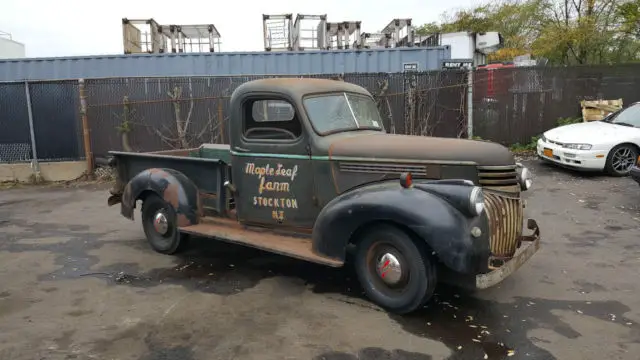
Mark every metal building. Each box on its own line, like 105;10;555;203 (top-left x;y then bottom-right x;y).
0;46;451;81
0;31;25;59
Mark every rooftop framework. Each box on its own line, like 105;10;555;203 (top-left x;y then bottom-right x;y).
122;18;222;54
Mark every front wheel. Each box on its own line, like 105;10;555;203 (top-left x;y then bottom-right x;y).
354;224;437;314
141;193;190;255
605;144;639;177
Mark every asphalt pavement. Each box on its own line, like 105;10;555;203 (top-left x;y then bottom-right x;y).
0;159;639;360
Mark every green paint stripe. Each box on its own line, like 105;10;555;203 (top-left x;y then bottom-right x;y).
230;150;329;161
229;150;476;165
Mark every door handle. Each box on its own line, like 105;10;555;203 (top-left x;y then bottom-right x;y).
234;146;250;153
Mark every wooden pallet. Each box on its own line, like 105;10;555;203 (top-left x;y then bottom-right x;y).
581;99;623;122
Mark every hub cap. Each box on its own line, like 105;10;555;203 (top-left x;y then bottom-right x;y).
376;253;403;285
153;211;169;235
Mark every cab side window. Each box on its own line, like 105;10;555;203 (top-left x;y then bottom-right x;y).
243;99;302;141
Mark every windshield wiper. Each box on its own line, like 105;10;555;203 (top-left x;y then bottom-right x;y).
613;122;635;127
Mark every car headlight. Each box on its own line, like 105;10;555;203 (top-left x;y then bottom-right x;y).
539;134;547;143
563;143;592;150
516;163;533;191
469;186;484;216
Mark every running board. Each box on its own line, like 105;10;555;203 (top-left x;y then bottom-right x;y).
179;218;344;268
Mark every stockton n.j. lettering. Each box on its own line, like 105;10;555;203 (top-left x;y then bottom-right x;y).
252;196;299;208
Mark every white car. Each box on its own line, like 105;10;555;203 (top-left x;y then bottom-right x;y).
537;102;640;176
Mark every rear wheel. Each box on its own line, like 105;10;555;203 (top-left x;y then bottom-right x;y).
605;144;638;177
354;224;437;314
141;193;189;254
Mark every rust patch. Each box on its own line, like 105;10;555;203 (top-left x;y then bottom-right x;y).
148;148;198;156
176;213;192;227
122;183;133;205
107;194;122;206
328;136;358;195
484;191;524;260
163;182;180;209
329;133;510;166
148;168;172;180
180;217;342;267
235;78;372;107
196;192;204;216
200;192;217;200
247;77;365;92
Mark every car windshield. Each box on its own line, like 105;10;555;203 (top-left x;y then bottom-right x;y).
303;92;384;135
603;103;640;127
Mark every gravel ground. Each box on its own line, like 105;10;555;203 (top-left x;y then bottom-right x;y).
0;159;639;360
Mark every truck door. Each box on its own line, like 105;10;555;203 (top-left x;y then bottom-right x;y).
231;96;316;229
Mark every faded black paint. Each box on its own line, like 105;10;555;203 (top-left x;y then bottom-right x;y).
311;180;491;274
119;168;200;226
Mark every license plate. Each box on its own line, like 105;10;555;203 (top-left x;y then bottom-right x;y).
543;148;553;157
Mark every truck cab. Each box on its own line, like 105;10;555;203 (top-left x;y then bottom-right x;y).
108;78;540;314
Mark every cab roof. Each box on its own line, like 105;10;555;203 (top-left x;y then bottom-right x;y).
230;78;373;101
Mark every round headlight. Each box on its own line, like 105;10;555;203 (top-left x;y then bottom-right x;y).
469;186;484;216
519;167;533;190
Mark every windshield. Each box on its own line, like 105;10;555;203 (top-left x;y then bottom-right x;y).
303;92;384;135
603;103;640;127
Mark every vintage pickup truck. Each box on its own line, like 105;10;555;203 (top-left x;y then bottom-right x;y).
107;78;540;314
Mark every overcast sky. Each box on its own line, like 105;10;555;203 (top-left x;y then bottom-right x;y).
1;0;480;58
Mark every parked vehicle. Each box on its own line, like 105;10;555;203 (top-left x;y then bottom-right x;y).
537;102;640;176
630;157;640;185
107;78;540;314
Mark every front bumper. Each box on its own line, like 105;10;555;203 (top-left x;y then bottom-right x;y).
536;139;606;170
631;166;640;185
475;219;540;289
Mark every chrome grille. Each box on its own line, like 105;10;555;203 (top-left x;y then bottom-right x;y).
477;165;519;187
484;191;524;258
339;162;427;176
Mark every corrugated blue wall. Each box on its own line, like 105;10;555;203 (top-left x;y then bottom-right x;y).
0;47;451;81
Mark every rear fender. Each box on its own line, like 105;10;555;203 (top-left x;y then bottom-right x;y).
311;182;490;274
119;168;200;227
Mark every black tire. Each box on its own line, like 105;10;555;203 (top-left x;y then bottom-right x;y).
354;224;437;314
141;193;189;255
605;144;639;177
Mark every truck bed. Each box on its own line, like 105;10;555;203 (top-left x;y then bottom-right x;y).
109;145;231;216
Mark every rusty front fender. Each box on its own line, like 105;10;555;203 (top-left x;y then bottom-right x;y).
118;168;200;227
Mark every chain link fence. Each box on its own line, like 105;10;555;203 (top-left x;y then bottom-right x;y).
84;71;469;159
0;82;32;163
3;64;640;167
0;80;84;164
472;63;640;145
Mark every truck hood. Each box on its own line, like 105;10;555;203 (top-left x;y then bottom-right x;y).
328;133;515;166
